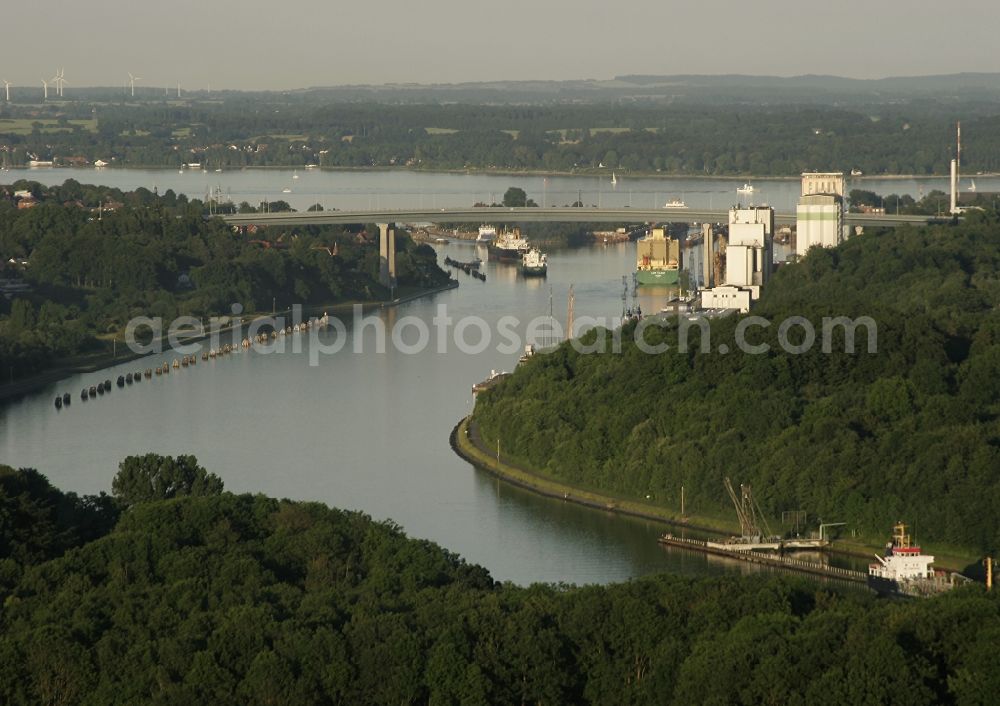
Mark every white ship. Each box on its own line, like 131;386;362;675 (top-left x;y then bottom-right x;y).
737;183;754;195
521;248;548;276
867;523;966;597
476;224;497;242
663;199;688;209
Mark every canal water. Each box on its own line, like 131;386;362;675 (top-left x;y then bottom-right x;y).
0;167;891;585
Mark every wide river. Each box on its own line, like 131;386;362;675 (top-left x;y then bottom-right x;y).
0;167;939;585
3;165;993;213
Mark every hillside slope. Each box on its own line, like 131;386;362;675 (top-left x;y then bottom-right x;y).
475;213;1000;553
1;465;998;704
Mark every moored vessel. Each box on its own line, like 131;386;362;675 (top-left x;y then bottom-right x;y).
867;523;966;597
487;228;530;262
635;227;680;285
521;248;548;276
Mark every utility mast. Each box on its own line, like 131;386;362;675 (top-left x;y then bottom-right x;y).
566;285;575;341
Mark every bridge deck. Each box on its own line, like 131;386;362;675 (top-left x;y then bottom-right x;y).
222;207;942;228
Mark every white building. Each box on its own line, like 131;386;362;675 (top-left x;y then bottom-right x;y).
796;194;843;255
727;206;774;287
801;172;845;197
796;172;845;257
700;206;774;313
701;285;755;313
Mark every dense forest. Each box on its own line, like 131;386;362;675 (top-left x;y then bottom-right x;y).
2;93;1000;175
0;458;997;705
0;180;449;380
474;211;1000;556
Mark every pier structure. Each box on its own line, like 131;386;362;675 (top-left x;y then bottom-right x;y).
659;534;866;584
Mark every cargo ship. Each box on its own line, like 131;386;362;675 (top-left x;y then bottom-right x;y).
521;248;548;276
476;224;497;242
867;523;967;597
487;228;531;262
635;227;681;285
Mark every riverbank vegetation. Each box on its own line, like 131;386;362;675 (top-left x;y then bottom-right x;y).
474;211;1000;558
0;458;997;704
0;180;449;381
3;90;1000;176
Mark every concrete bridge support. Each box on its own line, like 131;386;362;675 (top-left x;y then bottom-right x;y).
702;222;714;288
378;222;396;287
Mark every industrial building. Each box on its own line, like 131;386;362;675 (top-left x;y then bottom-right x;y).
796;172;844;257
701;205;774;313
801;172;845;198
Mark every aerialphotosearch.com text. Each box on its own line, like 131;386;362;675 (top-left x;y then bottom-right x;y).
125;304;877;364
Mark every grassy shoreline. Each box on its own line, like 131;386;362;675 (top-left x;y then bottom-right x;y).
452;416;979;571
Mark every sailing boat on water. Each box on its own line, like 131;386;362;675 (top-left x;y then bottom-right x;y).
968;179;977;192
611;172;618;187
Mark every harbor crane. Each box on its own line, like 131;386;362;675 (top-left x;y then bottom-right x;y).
724;477;775;542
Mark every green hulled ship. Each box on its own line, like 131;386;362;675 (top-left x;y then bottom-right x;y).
635;227;681;285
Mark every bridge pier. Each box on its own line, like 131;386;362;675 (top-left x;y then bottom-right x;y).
378;222;396;288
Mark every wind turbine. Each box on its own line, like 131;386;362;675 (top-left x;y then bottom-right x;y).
128;72;141;97
51;69;66;98
2;80;10;101
41;79;48;101
177;82;181;99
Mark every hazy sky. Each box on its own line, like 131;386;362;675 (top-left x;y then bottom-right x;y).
5;0;1000;90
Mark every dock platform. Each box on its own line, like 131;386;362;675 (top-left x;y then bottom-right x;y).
659;534;867;584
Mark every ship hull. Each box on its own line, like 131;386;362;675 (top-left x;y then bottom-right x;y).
636;269;679;285
866;574;958;598
488;244;528;262
521;264;547;276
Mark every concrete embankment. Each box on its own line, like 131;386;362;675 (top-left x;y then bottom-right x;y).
451;417;979;573
451;416;731;537
454;415;875;586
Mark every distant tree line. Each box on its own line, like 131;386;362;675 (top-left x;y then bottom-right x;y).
3;99;1000;175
